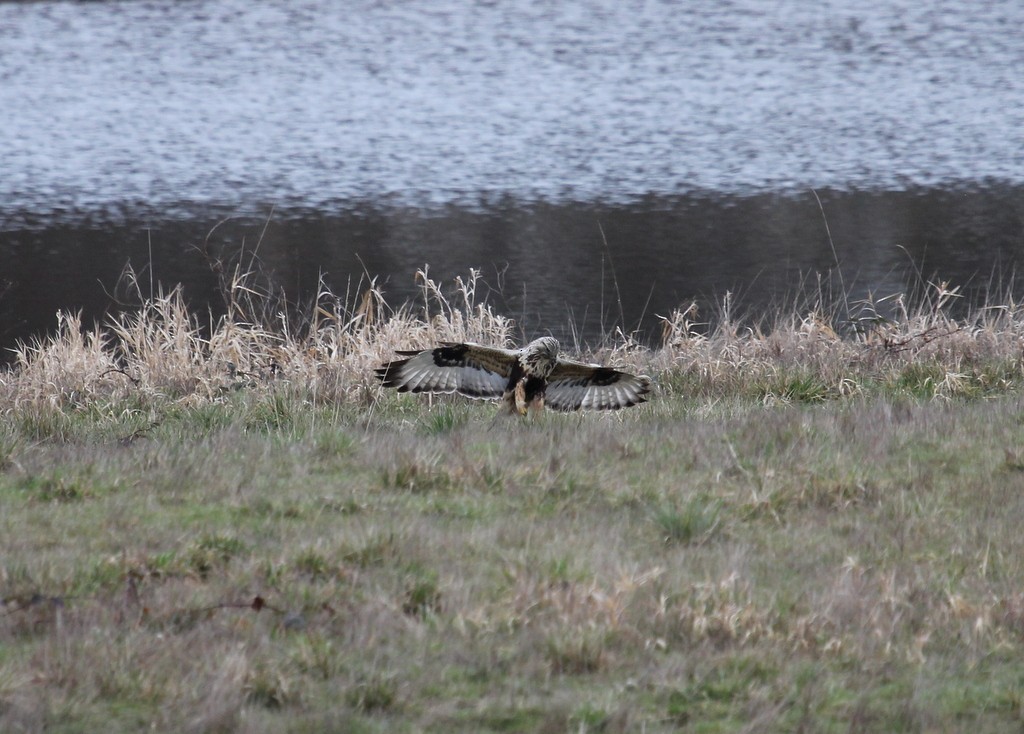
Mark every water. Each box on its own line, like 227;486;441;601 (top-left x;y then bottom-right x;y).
2;0;1023;356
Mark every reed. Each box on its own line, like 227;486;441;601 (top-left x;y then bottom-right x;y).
3;270;1023;413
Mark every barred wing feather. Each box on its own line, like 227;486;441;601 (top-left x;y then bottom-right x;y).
375;343;514;400
545;360;652;411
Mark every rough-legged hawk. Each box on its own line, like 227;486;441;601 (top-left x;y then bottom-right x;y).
376;337;651;414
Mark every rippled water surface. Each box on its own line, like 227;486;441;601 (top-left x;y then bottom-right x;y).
3;0;1022;211
1;0;1023;353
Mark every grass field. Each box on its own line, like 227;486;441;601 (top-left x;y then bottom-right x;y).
3;271;1024;732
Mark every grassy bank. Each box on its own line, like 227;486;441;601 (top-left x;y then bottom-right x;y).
3;272;1024;732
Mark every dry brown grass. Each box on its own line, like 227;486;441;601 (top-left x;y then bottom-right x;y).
3;270;1024;412
653;280;1024;402
1;266;514;414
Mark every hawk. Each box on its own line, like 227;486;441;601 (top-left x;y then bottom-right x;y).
376;337;651;414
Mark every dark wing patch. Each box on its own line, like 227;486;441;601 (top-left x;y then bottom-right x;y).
376;343;516;399
545;360;652;411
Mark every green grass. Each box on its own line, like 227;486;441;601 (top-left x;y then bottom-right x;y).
5;272;1024;730
5;387;1024;732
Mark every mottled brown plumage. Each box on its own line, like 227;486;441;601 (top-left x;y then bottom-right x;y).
376;337;651;414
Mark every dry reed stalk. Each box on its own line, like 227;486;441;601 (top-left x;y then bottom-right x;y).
3;273;1024;410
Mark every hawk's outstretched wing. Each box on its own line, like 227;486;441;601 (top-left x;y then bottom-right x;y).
545;360;652;411
375;342;515;399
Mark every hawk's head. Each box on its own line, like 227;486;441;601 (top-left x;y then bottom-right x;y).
521;337;560;379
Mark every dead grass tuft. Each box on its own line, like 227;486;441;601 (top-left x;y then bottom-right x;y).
4;270;1024;414
1;266;514;413
654;280;1024;402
